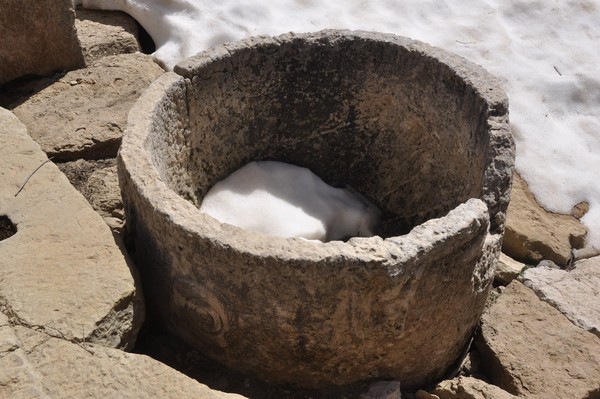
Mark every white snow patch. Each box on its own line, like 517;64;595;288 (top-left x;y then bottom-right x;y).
76;0;600;248
199;161;381;241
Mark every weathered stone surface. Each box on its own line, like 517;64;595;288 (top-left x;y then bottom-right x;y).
0;313;246;399
0;0;84;85
120;31;514;389
431;377;519;399
494;253;525;285
58;159;124;231
476;281;600;399
503;172;587;266
11;53;164;161
0;107;143;350
75;6;141;65
522;257;600;338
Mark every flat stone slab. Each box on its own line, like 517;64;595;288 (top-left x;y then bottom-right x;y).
503;173;586;266
522;257;600;338
476;281;600;399
426;376;519;399
0;0;84;85
0;107;143;350
75;6;141;65
0;313;246;399
12;53;164;161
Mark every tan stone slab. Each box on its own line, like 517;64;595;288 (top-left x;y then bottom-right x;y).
0;312;246;399
0;107;143;350
476;281;600;399
503;173;586;266
0;0;84;85
12;53;164;161
75;7;141;65
428;376;519;399
522;256;600;338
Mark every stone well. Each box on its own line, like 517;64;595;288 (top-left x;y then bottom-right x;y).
118;30;514;389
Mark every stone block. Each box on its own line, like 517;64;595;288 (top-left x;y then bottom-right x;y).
476;281;600;399
0;107;143;350
0;0;84;85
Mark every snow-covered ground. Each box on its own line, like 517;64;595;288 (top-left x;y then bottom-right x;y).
77;0;600;247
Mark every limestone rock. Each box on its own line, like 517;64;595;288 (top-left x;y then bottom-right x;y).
494;253;525;285
521;257;600;338
503;173;586;266
0;107;143;350
0;0;84;85
431;377;519;399
12;53;164;161
0;313;246;399
75;6;141;65
476;281;600;399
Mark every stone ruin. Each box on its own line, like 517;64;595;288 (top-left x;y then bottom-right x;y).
118;30;515;389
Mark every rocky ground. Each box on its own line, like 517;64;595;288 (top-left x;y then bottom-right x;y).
1;5;599;399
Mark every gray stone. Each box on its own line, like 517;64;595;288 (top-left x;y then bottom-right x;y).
12;53;164;161
522;257;600;337
503;173;587;266
0;0;84;85
0;313;246;399
431;376;519;399
360;380;401;399
119;30;514;389
476;281;600;399
494;253;526;285
75;6;141;65
0;107;143;350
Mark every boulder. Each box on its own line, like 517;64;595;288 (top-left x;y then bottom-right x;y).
476;281;600;399
75;6;141;65
0;313;246;399
503;173;586;266
431;376;519;399
521;257;600;338
0;107;143;350
12;53;164;161
0;0;84;85
494;253;525;285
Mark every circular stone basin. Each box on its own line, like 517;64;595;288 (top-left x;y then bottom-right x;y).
118;30;514;389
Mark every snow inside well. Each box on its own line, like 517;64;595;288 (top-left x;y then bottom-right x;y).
76;0;600;248
199;161;381;242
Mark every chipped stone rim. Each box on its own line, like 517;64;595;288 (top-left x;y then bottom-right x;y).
119;29;513;264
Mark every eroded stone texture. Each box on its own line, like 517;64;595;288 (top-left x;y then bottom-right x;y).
476;281;600;399
11;53;164;161
0;107;143;350
75;6;141;65
503;173;587;266
522;257;600;338
0;313;245;399
119;31;514;388
0;0;84;85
